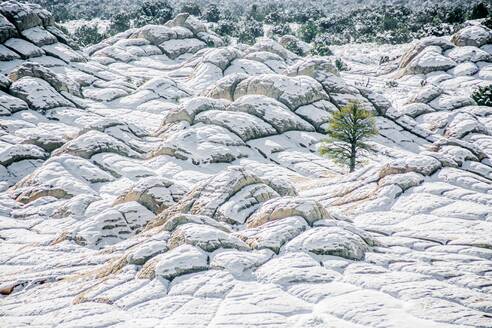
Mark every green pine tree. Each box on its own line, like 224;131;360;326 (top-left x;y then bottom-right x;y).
320;101;378;172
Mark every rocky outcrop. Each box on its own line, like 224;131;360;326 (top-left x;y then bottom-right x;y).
1;3;492;328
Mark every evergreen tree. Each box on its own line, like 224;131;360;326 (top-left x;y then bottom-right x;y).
203;4;220;22
179;2;201;16
470;2;489;20
472;85;492;106
73;25;106;46
298;19;318;43
109;11;131;34
134;0;173;27
311;34;333;56
320;102;378;172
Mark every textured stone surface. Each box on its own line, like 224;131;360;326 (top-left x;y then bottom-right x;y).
0;3;492;327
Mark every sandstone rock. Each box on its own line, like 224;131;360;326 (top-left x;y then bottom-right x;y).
9;77;74;111
8;62;81;96
246;196;332;228
399;103;434;118
234;74;327;110
42;42;85;62
168;223;249;252
4;38;45;58
0;13;17;43
255;252;340;285
127;240;168;265
53;130;140;159
21;26;57;46
445;46;491;63
278;35;310;56
133;25;177;45
405;50;456;75
194;109;277;141
114;177;187;214
284;226;370;260
160;38;206;59
0;90;28;114
452;25;492;47
399;36;455;69
0;144;47;167
0;1;45;31
235;216;308;253
151;244;208;280
228;95;315;133
379;155;442;178
215;183;280;224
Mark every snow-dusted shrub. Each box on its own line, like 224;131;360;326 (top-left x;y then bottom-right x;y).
335;58;348;71
73;25;106;46
297;19;318;43
133;0;174;27
202;4;220;22
237;20;264;45
310;34;333;56
272;23;292;36
215;19;236;37
469;2;489;20
179;2;201;16
472;85;492;106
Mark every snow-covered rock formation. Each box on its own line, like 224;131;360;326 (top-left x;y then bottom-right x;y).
1;1;492;327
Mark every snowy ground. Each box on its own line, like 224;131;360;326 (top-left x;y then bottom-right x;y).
1;1;492;327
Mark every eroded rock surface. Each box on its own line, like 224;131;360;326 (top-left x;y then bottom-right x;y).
1;2;492;327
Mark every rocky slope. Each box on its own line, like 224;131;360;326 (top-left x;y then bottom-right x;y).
1;1;492;327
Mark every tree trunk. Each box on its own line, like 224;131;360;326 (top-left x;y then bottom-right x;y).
349;143;356;172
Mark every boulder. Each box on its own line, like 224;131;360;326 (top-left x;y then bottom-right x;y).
404;50;456;75
452;25;492;47
445;46;491;63
151;244;208;280
160;38;206;59
9;77;74;111
113;177;187;214
4;38;44;58
0;13;17;43
168;223;249;252
246;196;332;228
21;26;57;46
8;62;81;96
132;25;177;45
0;1;46;31
399;36;454;69
234;74;327;110
284;226;370;260
53;130;140;159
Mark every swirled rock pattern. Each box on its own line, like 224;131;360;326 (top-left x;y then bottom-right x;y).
1;2;492;328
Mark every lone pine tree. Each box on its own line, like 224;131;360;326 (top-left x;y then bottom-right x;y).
320;101;378;172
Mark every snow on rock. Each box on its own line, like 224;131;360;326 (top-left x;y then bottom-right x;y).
283;226;370;260
452;25;492;47
168;223;249;252
9;76;74;110
404;49;457;75
246;196;332;228
1;3;492;327
4;37;44;58
150;244;208;280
